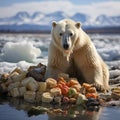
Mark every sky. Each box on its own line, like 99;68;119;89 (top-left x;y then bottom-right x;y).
0;0;120;19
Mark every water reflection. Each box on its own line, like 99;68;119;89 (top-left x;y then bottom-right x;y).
48;107;102;120
0;96;103;120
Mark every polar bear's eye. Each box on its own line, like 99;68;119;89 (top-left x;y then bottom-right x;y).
59;33;63;36
69;33;73;37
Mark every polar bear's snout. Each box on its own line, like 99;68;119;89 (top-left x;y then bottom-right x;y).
63;43;69;50
62;34;72;50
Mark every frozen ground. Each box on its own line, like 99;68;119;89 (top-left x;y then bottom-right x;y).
0;33;120;74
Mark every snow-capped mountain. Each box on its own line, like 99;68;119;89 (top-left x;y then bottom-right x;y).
71;13;90;24
0;12;31;25
42;11;70;24
0;11;120;32
95;15;120;26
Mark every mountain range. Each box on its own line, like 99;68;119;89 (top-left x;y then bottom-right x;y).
0;11;120;33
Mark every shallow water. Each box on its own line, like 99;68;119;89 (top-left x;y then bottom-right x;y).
99;107;120;120
0;97;120;120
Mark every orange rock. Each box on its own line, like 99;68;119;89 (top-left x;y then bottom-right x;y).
57;77;66;85
82;83;92;90
87;87;97;93
57;83;69;95
86;93;98;99
67;79;79;87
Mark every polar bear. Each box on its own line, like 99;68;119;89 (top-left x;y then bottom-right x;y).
45;19;109;90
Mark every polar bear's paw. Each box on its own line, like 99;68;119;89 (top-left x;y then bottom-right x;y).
92;83;109;92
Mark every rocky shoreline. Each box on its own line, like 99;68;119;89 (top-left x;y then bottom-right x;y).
0;62;120;114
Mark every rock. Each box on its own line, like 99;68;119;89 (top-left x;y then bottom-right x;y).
21;77;34;86
51;108;66;115
112;87;120;92
106;100;120;106
27;69;44;81
46;78;57;89
10;67;22;74
28;63;46;72
111;92;120;100
27;63;46;81
69;98;76;104
86;93;98;99
8;71;27;83
86;98;100;111
71;84;81;92
21;77;39;91
67;79;80;87
10;87;20;97
82;83;92;90
8;82;21;91
0;73;9;83
80;87;86;95
109;76;120;84
38;82;47;92
68;88;77;98
87;87;97;93
19;87;26;97
109;70;120;79
86;98;100;107
54;96;62;103
50;87;62;96
107;61;120;70
76;93;87;105
98;93;112;101
28;106;48;116
5;79;13;86
24;91;36;103
8;72;20;82
36;91;43;102
111;87;120;100
110;66;120;70
18;71;27;81
0;83;8;93
62;96;70;104
42;92;53;103
27;81;39;91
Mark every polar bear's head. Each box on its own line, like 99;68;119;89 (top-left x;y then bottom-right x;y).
51;19;81;60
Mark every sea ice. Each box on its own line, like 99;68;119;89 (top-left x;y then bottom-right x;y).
1;41;41;63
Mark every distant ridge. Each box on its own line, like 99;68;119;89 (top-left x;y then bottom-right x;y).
0;11;120;33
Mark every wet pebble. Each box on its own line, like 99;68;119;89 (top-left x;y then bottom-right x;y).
106;100;120;106
109;70;120;79
86;98;100;107
85;98;100;111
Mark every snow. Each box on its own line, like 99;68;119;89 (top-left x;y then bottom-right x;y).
0;34;120;74
93;37;120;61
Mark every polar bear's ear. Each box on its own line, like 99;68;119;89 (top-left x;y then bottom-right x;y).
52;21;57;27
75;22;81;29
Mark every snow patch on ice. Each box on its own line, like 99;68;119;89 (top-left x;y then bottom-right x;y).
0;61;34;74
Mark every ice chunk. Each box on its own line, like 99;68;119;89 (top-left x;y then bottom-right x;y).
2;41;41;62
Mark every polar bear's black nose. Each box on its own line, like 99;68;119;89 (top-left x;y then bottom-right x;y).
63;44;69;50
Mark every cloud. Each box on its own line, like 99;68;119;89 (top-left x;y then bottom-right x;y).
0;1;120;19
